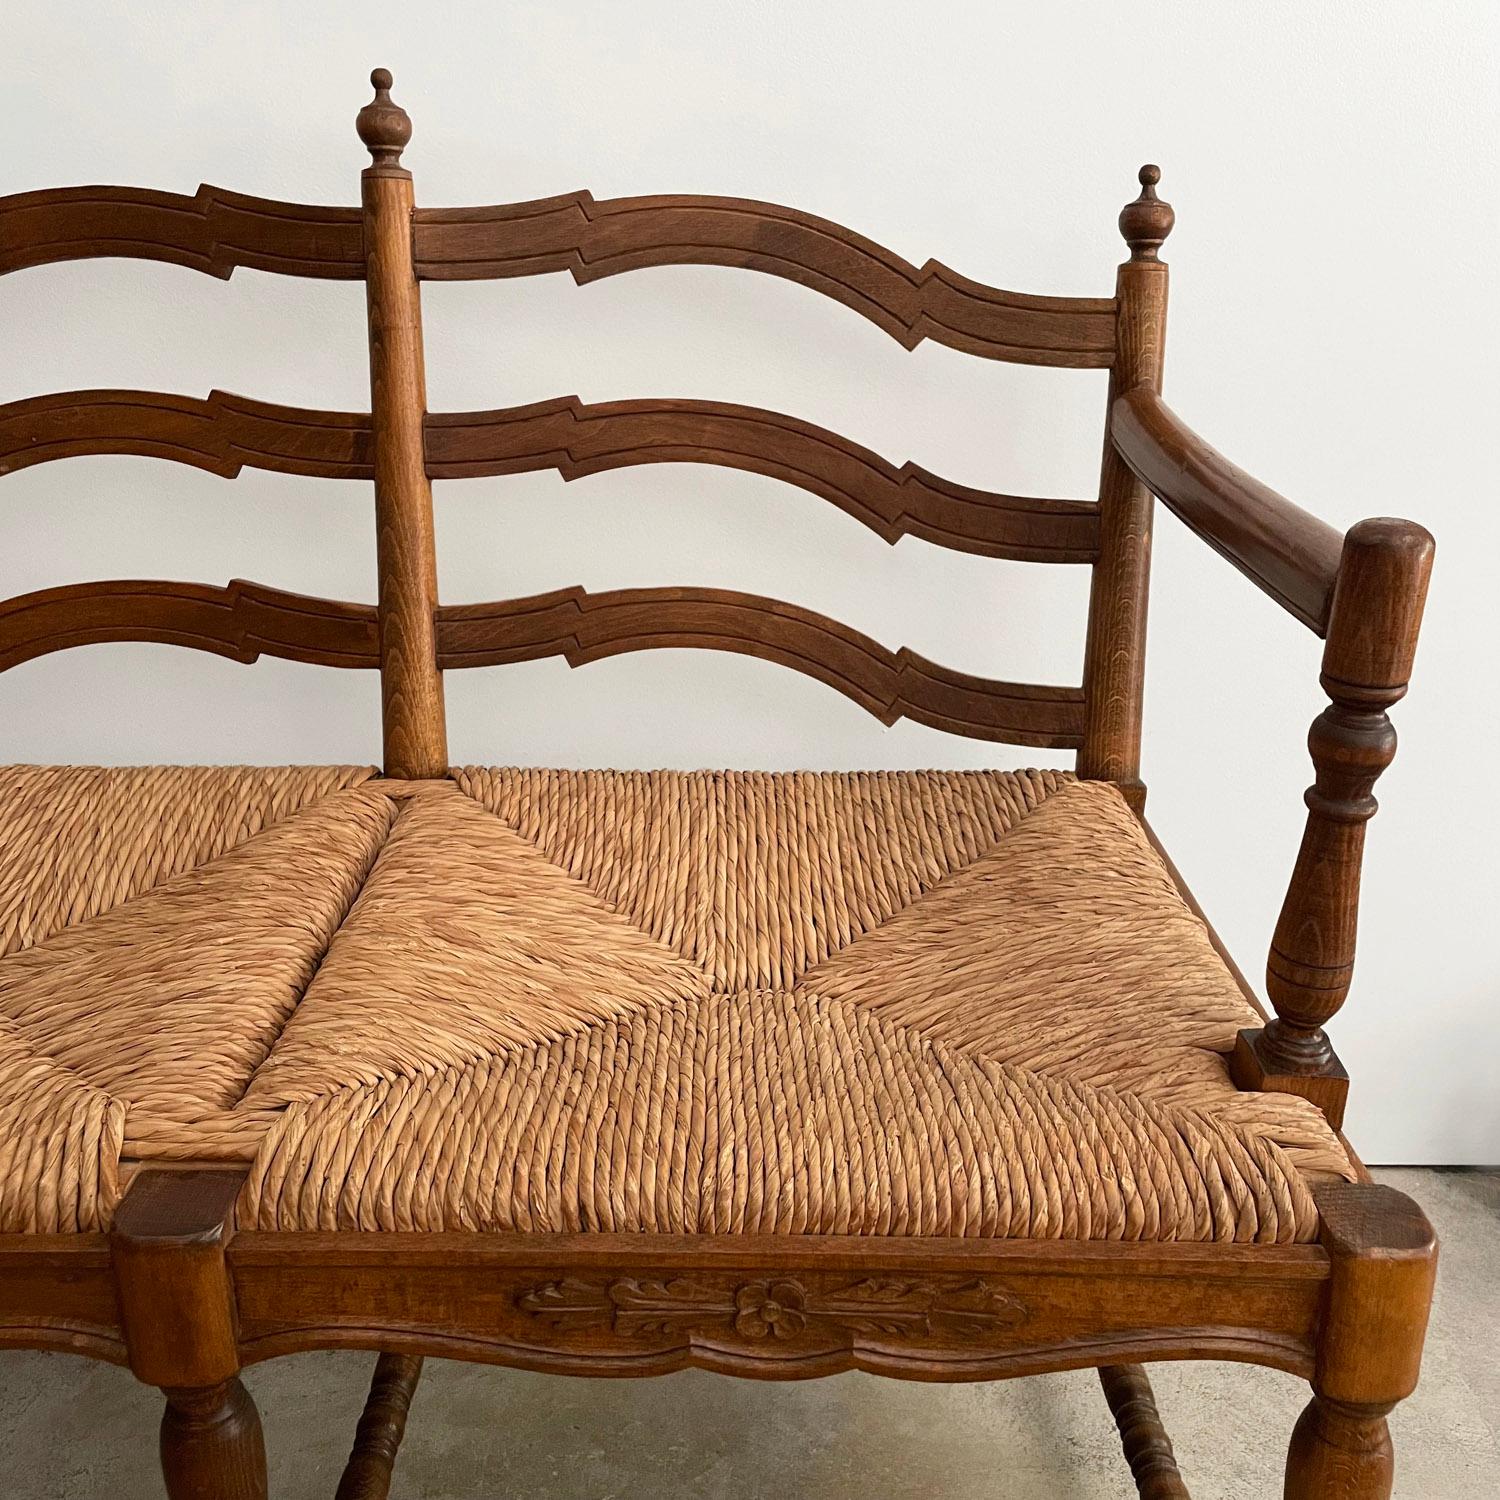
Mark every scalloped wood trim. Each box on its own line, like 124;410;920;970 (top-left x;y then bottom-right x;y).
0;579;378;671
0;1227;1327;1384
435;585;1084;746
0;1234;126;1364
0;577;1079;746
0;185;364;279
1;188;1116;369
0;390;373;479
427;396;1099;561
414;192;1117;367
0;390;1096;563
220;1229;1324;1383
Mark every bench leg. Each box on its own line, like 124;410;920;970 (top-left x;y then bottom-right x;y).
1284;1182;1438;1500
160;1378;268;1500
1285;1395;1393;1500
109;1170;262;1500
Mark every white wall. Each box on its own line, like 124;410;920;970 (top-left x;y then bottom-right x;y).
4;2;1496;1162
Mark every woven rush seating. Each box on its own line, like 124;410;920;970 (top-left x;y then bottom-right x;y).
0;67;1442;1500
0;763;1353;1242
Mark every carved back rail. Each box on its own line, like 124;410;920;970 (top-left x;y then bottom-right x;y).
0;68;1196;783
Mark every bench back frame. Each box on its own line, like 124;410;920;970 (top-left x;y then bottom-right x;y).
0;70;1171;785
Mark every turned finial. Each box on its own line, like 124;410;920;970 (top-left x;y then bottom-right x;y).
1119;164;1174;262
356;68;411;169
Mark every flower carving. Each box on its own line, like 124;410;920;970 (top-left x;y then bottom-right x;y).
516;1275;1027;1345
733;1280;807;1340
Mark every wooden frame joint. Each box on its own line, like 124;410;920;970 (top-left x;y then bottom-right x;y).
1312;1181;1437;1407
1230;1026;1350;1129
109;1168;247;1388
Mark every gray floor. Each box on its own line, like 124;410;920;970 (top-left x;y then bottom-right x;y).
1;1169;1494;1498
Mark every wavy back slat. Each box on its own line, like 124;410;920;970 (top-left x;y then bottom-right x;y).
435;586;1084;748
0;579;378;672
428;397;1098;561
0;186;364;279
0;576;1080;748
413;193;1118;367
0;75;1139;756
1;186;1116;368
0;391;372;478
0;391;1098;563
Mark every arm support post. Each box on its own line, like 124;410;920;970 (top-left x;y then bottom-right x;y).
1233;518;1434;1126
1107;386;1434;1127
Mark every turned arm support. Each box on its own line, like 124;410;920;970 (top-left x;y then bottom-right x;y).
1243;516;1433;1123
1110;386;1434;1127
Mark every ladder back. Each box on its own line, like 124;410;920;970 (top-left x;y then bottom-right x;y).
0;70;1173;782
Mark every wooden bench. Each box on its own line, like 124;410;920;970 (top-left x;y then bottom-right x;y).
0;70;1437;1499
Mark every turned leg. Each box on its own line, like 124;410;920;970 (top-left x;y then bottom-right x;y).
1285;1182;1437;1500
160;1379;268;1500
110;1170;262;1500
1286;1395;1393;1500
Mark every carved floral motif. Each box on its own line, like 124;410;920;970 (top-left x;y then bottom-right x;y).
515;1275;1027;1343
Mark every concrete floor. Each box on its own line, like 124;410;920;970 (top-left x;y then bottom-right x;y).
1;1168;1494;1498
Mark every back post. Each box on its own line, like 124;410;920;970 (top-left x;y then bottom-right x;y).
1078;166;1174;802
357;69;448;777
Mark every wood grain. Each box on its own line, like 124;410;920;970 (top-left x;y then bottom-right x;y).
227;1230;1325;1383
0;1235;124;1363
359;72;448;778
426;396;1099;561
413;192;1117;366
0;389;373;479
0;1226;1329;1388
111;1170;267;1500
0;576;1079;748
1284;1184;1438;1500
1110;385;1344;633
0;390;1097;563
335;1354;424;1500
1235;518;1435;1125
1098;1364;1191;1499
0;184;363;279
1077;168;1171;785
159;1380;268;1500
0;578;378;671
435;584;1085;746
110;1170;246;1389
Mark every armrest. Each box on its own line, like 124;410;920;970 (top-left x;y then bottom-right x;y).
1109;384;1344;633
1109;384;1436;1128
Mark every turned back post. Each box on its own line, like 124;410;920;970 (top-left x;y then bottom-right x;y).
1077;166;1174;799
357;69;447;778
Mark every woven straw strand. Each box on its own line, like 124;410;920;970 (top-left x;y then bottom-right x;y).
239;991;1339;1242
0;765;1356;1241
0;764;376;956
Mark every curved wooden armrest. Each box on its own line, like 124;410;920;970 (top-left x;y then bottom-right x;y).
1110;385;1345;633
1111;386;1435;1129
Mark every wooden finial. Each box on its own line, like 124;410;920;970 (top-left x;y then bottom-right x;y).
1119;164;1174;261
356;68;412;171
